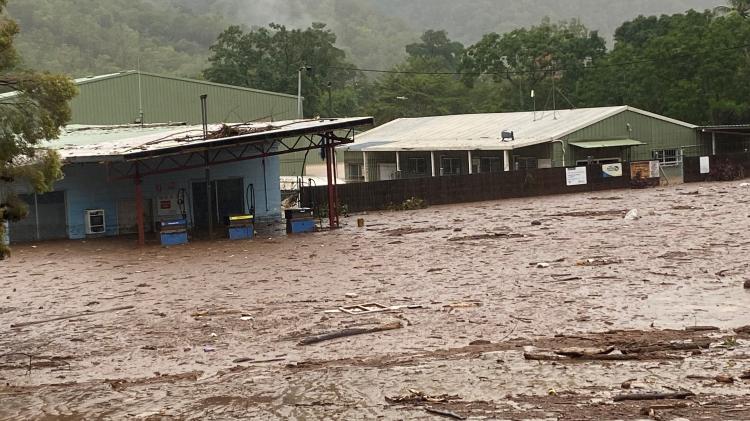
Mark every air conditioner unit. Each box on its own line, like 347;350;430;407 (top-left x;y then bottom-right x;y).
85;209;106;235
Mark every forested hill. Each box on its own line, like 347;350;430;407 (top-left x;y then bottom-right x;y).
7;0;718;77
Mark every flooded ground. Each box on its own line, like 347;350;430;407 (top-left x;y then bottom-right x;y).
1;181;750;420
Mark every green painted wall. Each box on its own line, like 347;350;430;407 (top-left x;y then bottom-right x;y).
562;110;700;166
70;72;298;125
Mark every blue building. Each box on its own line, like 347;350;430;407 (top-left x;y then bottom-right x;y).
8;118;372;243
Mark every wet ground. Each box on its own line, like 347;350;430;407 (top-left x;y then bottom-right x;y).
1;181;750;420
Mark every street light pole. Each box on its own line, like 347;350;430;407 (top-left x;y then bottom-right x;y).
297;65;312;119
297;68;303;119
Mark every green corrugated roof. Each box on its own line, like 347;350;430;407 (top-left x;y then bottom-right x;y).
569;139;646;148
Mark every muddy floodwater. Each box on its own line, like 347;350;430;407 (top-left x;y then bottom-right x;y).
2;181;750;420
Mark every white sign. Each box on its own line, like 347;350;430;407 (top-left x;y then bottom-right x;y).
602;163;623;178
566;166;588;186
699;156;710;174
649;160;661;178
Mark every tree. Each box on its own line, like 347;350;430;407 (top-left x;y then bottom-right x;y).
203;22;360;118
0;0;77;258
580;10;750;124
460;19;607;111
405;30;465;71
715;0;750;18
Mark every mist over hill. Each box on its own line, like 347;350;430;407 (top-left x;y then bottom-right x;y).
7;0;720;77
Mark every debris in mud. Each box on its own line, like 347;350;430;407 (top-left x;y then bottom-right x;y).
385;389;461;405
687;374;735;384
448;232;528;242
639;402;689;415
551;209;626;217
576;257;622;266
531;220;542;226
425;406;466;420
624;209;641;220
191;309;247;318
383;226;446;236
613;391;695;401
298;321;402;346
10;305;135;328
443;302;481;310
104;371;203;391
744;279;750;289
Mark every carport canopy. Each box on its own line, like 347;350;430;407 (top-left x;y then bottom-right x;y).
568;139;646;149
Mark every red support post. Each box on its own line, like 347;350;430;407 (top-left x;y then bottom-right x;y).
325;143;336;229
135;175;145;246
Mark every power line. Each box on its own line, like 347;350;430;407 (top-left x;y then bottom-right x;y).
325;42;750;77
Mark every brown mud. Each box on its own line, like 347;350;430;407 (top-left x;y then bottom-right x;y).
1;181;750;420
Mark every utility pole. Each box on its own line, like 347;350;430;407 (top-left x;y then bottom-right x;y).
327;81;333;117
297;65;312;119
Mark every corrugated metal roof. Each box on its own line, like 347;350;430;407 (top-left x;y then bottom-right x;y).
49;117;373;163
1;71;300;125
347;106;696;152
569;139;646;148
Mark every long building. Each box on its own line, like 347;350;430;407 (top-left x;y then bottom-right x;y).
345;106;703;183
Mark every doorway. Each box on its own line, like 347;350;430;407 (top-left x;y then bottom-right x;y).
191;178;245;231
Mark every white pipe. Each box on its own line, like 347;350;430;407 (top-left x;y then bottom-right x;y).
712;132;716;155
503;150;510;172
430;152;436;177
468;150;473;174
362;151;369;182
395;151;401;172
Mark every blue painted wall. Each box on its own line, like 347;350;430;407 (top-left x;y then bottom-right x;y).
50;153;280;240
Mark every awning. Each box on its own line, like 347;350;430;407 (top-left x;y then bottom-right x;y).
569;139;646;149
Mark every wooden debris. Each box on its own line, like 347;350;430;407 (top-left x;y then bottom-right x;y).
576;257;622;266
685;326;720;332
385;389;461;404
622;340;711;354
298;322;402;346
613;391;695;402
443;302;482;309
639;402;689;415
555;346;615;357
11;305;135;328
425;406;466;420
525;352;638;361
232;357;285;364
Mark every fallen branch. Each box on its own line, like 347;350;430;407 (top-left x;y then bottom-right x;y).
11;306;135;328
639;402;689;415
614;391;695;402
425;406;466;420
525;352;638;361
298;322;402;346
623;340;711;354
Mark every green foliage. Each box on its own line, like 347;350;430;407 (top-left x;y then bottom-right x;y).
203;22;361;117
1;0;75;257
580;10;750;124
387;197;427;211
6;0;226;77
461;19;607;111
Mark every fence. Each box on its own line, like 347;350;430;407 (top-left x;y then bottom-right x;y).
683;152;750;183
301;162;658;213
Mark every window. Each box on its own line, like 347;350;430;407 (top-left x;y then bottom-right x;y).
347;163;364;181
575;157;620;166
652;149;680;167
440;157;462;175
514;157;538;170
479;157;502;173
407;158;426;175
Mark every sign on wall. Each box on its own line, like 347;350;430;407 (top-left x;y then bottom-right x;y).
630;161;660;179
602;163;623;178
566;166;588;186
649;160;660;178
699;156;711;174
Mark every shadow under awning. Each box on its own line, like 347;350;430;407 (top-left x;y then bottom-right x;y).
569;139;646;148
